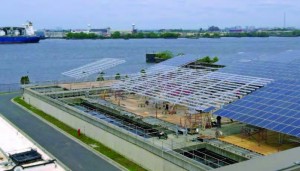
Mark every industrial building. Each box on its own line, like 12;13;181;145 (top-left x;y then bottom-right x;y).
22;56;300;170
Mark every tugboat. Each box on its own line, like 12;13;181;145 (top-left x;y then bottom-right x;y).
0;21;40;44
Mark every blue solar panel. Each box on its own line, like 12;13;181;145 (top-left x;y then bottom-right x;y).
220;59;300;81
210;57;300;137
148;52;300;137
203;106;216;113
215;80;300;137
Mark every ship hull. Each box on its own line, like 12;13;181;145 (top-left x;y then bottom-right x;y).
0;36;40;44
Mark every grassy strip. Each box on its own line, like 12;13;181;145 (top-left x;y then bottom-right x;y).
0;92;16;95
13;97;147;171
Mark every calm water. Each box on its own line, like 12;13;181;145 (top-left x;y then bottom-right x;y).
1;37;300;84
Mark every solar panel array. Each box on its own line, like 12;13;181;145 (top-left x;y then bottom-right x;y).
220;60;300;80
214;59;300;137
62;58;126;79
156;57;300;137
215;80;300;137
115;65;272;111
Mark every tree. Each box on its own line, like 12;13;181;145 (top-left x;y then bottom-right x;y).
292;30;300;36
145;32;159;38
160;32;180;39
208;26;220;32
197;56;219;64
115;73;121;80
123;33;131;39
66;32;98;39
20;75;30;85
140;69;146;77
212;33;221;38
155;51;174;60
140;69;146;74
96;72;105;81
111;31;121;39
202;33;211;38
135;32;145;38
212;56;219;63
202;56;211;63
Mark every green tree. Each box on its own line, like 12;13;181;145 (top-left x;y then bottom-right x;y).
111;31;121;39
135;32;145;38
66;32;98;39
115;73;121;80
145;32;159;38
140;69;146;77
197;56;219;64
202;56;211;63
212;33;220;38
96;72;105;81
160;32;180;39
202;33;211;38
140;69;146;74
20;75;30;85
123;33;131;39
212;56;219;63
155;51;174;60
292;30;300;36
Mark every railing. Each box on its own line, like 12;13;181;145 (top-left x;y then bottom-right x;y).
0;83;21;93
0;72;142;93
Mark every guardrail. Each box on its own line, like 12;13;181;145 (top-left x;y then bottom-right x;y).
0;83;21;93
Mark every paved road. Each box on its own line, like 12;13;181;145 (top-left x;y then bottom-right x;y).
0;93;121;171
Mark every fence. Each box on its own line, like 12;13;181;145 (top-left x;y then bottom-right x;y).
0;73;139;93
0;83;21;93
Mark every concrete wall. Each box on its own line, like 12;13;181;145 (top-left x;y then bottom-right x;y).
23;88;210;171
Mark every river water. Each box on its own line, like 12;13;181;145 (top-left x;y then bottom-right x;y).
1;37;300;84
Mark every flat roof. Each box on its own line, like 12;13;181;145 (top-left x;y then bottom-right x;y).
0;116;64;171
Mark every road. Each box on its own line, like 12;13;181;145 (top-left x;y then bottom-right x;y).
0;93;121;171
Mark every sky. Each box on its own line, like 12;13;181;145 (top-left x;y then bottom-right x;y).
0;0;299;30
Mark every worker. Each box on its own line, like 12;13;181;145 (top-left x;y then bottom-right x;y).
165;103;169;111
211;116;217;127
216;116;222;128
175;125;179;138
215;129;223;138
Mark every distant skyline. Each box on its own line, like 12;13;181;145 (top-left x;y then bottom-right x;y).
1;0;300;30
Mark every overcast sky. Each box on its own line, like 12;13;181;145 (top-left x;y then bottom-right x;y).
1;0;299;30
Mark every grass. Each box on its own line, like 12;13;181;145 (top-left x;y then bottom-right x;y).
13;97;147;171
0;92;17;95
